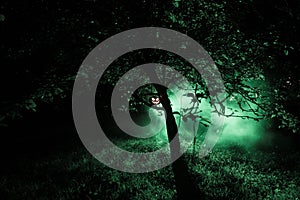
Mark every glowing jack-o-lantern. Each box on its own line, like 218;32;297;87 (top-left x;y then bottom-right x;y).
150;97;160;105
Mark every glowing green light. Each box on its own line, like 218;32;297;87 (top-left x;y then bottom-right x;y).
135;80;269;148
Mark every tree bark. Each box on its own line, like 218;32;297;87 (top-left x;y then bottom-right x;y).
153;84;203;200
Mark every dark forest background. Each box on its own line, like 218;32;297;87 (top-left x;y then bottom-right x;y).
0;0;299;199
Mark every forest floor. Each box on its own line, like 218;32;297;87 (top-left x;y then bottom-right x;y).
1;137;300;200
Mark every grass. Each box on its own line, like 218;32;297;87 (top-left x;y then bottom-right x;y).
1;137;300;200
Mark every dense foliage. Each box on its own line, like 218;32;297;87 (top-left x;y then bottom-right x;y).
0;0;299;132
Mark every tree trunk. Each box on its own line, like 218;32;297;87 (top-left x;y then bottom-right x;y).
154;84;203;199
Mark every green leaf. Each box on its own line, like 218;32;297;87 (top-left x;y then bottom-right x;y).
215;60;223;65
222;54;229;60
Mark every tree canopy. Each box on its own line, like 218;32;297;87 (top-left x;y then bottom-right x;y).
0;0;299;133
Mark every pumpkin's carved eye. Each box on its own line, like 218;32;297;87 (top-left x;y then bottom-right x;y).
150;97;160;105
